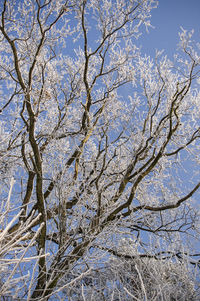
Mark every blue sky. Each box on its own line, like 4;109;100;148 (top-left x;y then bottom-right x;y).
139;0;200;57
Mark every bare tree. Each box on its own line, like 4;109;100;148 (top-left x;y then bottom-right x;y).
0;0;200;299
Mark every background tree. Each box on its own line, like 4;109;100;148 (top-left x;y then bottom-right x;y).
61;250;197;300
0;0;200;299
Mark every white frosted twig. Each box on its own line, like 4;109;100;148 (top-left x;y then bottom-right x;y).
0;253;49;263
0;213;42;254
0;222;45;295
135;264;148;301
0;209;23;241
123;286;141;301
81;283;87;301
6;177;15;212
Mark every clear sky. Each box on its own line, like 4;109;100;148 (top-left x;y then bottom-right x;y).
139;0;200;57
